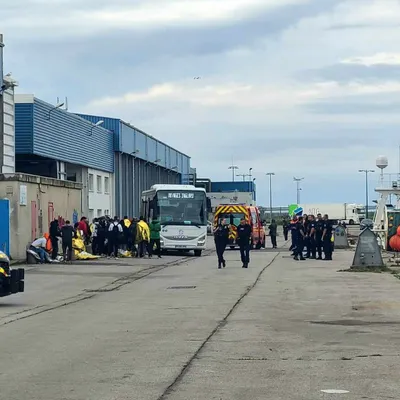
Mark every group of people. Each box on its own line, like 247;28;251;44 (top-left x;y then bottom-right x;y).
212;213;334;269
30;215;163;263
285;213;333;261
213;217;252;269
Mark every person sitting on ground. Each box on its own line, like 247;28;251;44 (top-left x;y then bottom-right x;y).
30;235;48;264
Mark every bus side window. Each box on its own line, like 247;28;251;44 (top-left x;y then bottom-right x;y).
141;199;147;219
149;199;155;221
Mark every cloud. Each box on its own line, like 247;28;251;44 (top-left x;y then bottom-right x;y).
5;0;400;205
3;0;309;38
341;53;400;66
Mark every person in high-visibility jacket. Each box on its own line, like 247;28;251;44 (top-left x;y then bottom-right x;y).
137;217;150;258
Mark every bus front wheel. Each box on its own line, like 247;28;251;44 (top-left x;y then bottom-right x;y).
194;250;202;257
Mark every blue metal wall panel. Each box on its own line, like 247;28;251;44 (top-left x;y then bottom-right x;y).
74;114;190;173
0;199;10;256
15;103;34;153
33;99;114;172
170;149;178;170
147;137;157;163
76;113;120;151
120;122;135;154
135;131;146;157
157;142;166;167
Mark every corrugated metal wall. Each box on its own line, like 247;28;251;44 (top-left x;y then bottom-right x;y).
15;99;114;172
15;103;33;153
115;153;181;217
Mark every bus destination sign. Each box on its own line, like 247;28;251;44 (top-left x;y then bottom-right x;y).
168;192;195;199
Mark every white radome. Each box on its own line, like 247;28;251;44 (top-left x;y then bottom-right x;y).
376;155;388;170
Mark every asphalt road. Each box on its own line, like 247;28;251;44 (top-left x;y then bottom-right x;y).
1;240;399;399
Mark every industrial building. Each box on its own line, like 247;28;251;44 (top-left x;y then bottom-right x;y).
15;95;115;221
77;113;190;217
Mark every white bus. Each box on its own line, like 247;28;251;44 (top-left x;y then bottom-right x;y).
141;184;209;256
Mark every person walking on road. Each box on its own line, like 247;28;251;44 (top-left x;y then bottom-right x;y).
237;218;252;268
214;217;229;268
61;220;75;263
268;219;278;249
149;217;162;258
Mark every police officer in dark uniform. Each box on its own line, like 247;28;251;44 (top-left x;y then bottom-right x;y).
322;214;333;260
294;216;306;260
290;216;298;255
214;217;230;269
282;217;289;241
303;214;310;258
306;215;317;259
315;213;324;260
237;218;252;268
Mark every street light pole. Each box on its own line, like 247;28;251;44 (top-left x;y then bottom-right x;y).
359;169;375;219
228;165;238;182
293;177;304;204
266;173;275;221
249;168;253;181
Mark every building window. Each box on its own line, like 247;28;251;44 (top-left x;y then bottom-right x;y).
104;209;110;216
104;176;110;194
97;175;102;193
97;209;102;217
88;209;94;221
88;174;94;192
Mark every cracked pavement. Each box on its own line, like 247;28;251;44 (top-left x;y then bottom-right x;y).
1;241;399;399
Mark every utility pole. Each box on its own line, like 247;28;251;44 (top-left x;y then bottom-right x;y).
0;34;4;174
359;169;374;219
293;177;304;204
266;173;275;221
228;165;238;182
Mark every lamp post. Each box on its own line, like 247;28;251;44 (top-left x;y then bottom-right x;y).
293;177;304;204
266;173;275;221
249;167;253;181
228;165;239;182
89;120;104;136
359;169;374;219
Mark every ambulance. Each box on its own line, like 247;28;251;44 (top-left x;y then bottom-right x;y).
213;204;266;249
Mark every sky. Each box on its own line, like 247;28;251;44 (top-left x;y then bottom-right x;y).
3;0;400;206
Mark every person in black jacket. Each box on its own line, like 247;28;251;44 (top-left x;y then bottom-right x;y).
61;220;75;263
49;218;61;260
294;216;306;261
214;218;230;269
237;218;252;268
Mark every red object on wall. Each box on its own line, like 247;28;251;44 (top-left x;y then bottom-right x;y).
48;202;54;226
31;201;37;241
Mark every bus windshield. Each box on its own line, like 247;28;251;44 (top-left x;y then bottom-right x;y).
155;190;207;226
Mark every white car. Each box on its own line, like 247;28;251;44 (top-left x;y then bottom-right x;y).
207;221;213;235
